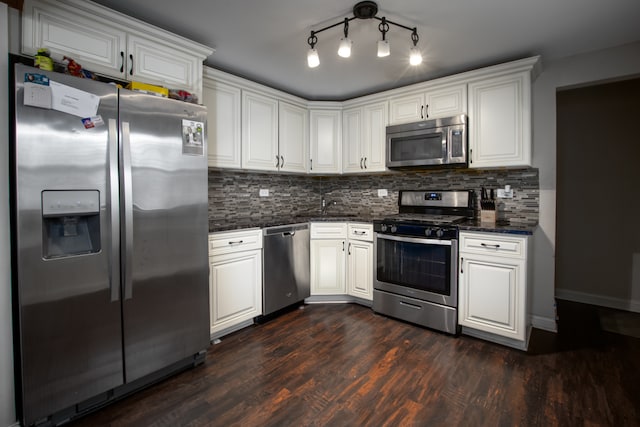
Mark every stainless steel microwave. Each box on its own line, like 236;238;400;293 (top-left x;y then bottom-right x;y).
386;114;467;168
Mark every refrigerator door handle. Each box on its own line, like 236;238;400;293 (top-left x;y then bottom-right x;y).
108;119;121;302
122;121;134;300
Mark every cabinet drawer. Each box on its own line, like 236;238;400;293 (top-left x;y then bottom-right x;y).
311;222;347;239
348;223;373;242
209;228;262;256
459;232;527;259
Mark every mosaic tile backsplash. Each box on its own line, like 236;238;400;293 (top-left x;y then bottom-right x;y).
208;168;539;225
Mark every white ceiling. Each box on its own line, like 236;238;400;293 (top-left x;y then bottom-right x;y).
92;0;640;101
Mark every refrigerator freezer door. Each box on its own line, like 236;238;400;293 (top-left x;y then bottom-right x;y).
13;64;124;425
119;91;210;383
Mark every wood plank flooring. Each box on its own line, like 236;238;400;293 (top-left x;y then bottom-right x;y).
70;301;640;426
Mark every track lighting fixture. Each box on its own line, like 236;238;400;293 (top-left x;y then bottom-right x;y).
306;1;421;68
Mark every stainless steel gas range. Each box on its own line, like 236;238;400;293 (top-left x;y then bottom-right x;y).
372;190;474;334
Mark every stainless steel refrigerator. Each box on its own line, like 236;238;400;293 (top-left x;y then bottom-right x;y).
10;62;210;426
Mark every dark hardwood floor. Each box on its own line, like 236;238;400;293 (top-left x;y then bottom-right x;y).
70;301;640;426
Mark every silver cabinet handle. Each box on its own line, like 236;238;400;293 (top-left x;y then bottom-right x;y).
425;104;429;118
280;156;284;168
354;230;366;235
108;119;120;302
310;159;313;170
122;121;134;300
342;241;345;252
460;257;464;274
480;243;501;248
275;155;280;168
363;157;367;169
129;54;134;75
469;148;473;164
360;158;363;169
348;243;352;255
228;240;244;245
420;105;424;119
119;51;124;73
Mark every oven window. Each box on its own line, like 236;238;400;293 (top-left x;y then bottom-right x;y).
389;132;445;162
376;237;451;296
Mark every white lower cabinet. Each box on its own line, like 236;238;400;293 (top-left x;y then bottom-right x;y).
310;223;373;301
346;223;373;300
310;223;347;295
310;239;346;295
208;229;262;338
458;231;530;348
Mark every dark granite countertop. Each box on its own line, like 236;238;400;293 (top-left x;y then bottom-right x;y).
209;214;537;235
208;214;380;233
457;219;537;235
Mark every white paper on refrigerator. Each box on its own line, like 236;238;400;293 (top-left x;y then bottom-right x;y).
50;80;100;118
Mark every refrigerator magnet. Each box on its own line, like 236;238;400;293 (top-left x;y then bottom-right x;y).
181;119;204;156
81;115;104;129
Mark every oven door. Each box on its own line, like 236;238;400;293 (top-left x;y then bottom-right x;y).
374;233;458;307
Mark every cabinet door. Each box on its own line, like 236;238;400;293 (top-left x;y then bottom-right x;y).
347;240;373;300
458;253;526;341
209;250;262;335
278;102;308;173
202;80;241;168
310;239;346;294
342;107;363;173
309;110;342;174
389;93;424;125
22;1;127;78
468;72;531;168
127;34;201;95
242;91;279;171
363;101;388;172
424;84;467;119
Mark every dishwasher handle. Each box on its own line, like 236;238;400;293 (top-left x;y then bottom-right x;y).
283;231;296;237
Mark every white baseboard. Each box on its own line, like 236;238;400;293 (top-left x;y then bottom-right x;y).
555;288;640;313
529;314;557;332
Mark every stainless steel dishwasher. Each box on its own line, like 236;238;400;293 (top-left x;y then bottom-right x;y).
262;223;310;316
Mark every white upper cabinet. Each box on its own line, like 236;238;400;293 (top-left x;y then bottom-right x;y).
388;84;467;125
342;107;363;173
467;71;532;168
202;77;242;169
278;101;308;173
21;0;212;97
241;90;279;171
342;101;388;174
363;102;388;172
309;108;342;174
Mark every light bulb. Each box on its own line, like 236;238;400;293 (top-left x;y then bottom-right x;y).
307;47;320;68
409;46;422;66
377;39;390;57
338;37;352;58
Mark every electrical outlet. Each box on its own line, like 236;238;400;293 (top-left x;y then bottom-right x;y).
497;189;514;198
378;189;388;197
259;189;269;197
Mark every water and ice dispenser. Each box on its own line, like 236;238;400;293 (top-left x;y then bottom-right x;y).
41;190;101;258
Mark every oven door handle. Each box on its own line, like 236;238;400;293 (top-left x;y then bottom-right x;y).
376;233;453;246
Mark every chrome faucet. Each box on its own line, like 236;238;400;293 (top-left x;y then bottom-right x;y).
321;196;337;215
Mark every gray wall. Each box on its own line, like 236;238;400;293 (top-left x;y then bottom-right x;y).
532;41;640;324
555;79;640;305
208;168;539;226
